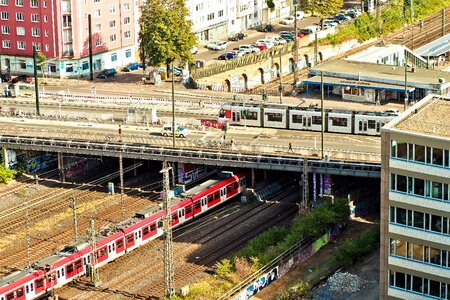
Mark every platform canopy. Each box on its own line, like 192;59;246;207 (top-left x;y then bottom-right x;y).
303;75;416;93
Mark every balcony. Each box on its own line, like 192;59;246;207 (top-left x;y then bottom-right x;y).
62;50;74;57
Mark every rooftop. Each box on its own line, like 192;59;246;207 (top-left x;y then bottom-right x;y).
310;59;450;89
388;95;450;139
345;42;426;64
415;33;450;57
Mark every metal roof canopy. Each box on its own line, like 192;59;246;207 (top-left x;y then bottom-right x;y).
415;33;450;57
303;75;415;93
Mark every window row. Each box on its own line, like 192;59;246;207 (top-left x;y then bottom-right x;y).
391;174;450;201
1;11;41;21
390;238;450;268
389;270;450;299
2;26;49;36
391;140;450;168
0;0;43;7
390;206;449;235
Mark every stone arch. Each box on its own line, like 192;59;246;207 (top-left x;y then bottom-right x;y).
273;63;280;78
289;58;295;73
224;79;231;92
304;54;309;66
319;52;323;62
241;73;248;91
258;68;265;84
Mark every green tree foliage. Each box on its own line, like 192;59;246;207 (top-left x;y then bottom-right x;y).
0;164;16;184
36;52;48;80
306;0;343;19
266;0;275;11
334;226;380;266
139;0;196;68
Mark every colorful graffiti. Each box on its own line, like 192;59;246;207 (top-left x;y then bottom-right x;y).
27;154;57;174
234;267;279;300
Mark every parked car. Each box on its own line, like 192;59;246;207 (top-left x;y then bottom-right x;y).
228;32;245;41
239;44;260;54
255;39;274;49
253;43;268;51
279;31;295;42
122;62;140;72
206;40;222;49
218;52;237;60
385;109;400;116
159;66;183;76
190;46;198;54
299;25;319;35
11;74;32;83
231;49;247;57
1;73;11;82
335;13;352;22
280;16;295;25
256;23;273;32
268;35;287;45
323;19;339;28
161;125;191;138
96;68;117;78
211;41;228;51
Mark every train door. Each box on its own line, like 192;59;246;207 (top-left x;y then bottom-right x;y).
358;120;367;133
201;196;207;211
232;111;241;123
193;200;201;215
376;122;381;133
220;187;226;201
178;208;185;223
302;116;311;128
25;282;35;299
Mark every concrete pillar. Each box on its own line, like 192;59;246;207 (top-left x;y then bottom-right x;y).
57;152;65;183
2;148;8;168
251;168;255;188
133;159;137;176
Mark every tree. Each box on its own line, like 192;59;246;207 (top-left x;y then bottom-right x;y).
139;0;196;77
305;0;344;29
266;0;275;11
36;52;48;81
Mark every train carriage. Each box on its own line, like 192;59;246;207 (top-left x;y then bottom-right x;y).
218;104;262;127
288;107;324;131
327;110;353;134
263;106;288;129
0;269;42;300
354;112;392;136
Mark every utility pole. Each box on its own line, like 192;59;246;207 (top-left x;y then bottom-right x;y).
88;219;100;286
33;45;40;116
293;4;298;86
25;192;31;268
171;62;176;149
404;49;408;110
161;161;175;297
279;53;283;104
71;197;78;242
320;71;324;160
88;15;94;81
301;159;309;211
314;33;318;66
119;154;124;219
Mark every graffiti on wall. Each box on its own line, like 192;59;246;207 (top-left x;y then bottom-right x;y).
177;164;208;184
27;154;57;174
234;267;279;300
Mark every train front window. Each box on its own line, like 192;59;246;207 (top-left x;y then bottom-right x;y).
267;112;283;122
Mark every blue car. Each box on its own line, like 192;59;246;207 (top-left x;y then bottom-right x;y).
122;62;140;72
97;68;117;78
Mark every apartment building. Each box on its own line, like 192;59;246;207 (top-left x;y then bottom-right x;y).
0;0;138;78
380;94;450;299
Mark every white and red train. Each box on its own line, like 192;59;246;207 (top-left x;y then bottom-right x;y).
0;171;247;300
218;103;398;136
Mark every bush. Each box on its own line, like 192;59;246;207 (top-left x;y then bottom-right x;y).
0;164;16;184
334;226;380;267
276;280;310;300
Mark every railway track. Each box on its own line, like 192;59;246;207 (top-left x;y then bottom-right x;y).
58;180;300;299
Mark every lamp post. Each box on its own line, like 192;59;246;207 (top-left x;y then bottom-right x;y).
171;61;175;148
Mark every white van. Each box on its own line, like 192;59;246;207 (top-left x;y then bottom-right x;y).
161;124;191;138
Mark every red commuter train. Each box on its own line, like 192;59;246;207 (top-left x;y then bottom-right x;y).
0;171;247;300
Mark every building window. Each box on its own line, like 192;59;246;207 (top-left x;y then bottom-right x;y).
124;16;130;24
1;11;8;20
16;12;24;21
95;24;101;32
123;2;129;10
109;5;115;14
44;15;48;22
19;60;26;68
95;38;102;46
62;15;71;27
125;49;131;57
124;31;130;38
2;40;10;48
111;53;117;62
110;34;116;42
31;13;39;22
16;26;25;35
32;42;40;51
43;1;46;8
30;0;38;7
207;13;214;20
0;0;8;5
32;28;40;37
94;9;100;17
218;10;223;17
94;0;100;2
45;44;49;51
17;41;25;50
15;0;23;6
109;20;115;28
45;30;48;37
1;25;9;34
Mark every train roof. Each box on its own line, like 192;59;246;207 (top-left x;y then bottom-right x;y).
354;111;393;117
0;268;36;289
328;109;353;114
182;171;234;197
